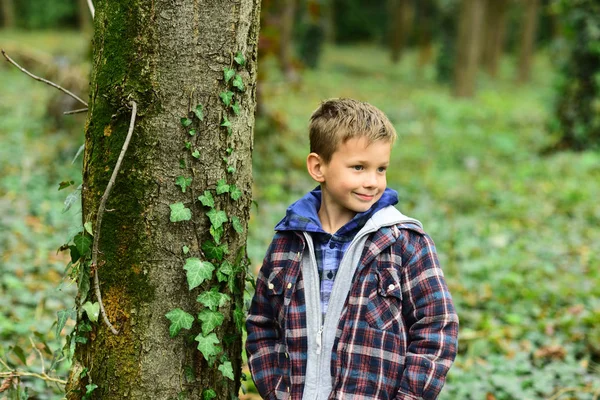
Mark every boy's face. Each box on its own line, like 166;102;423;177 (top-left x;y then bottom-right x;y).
315;136;391;224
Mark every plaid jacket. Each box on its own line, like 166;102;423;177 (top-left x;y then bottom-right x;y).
246;222;459;400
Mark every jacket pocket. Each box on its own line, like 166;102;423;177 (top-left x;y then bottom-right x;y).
266;267;286;323
365;267;404;334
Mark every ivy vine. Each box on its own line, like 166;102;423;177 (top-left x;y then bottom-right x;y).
165;51;248;394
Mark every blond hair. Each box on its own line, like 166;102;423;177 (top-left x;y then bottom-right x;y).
309;98;397;163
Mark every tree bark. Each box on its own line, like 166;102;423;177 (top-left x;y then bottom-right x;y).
66;1;261;399
453;0;486;97
77;0;92;31
482;0;508;77
518;0;540;83
389;0;413;64
0;0;15;28
279;0;297;79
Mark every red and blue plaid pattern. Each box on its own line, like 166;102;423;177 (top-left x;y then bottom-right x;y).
246;223;458;400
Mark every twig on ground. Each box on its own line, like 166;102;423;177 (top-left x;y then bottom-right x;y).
64;108;89;115
91;100;138;336
547;387;600;400
1;49;88;107
28;337;45;375
0;371;67;385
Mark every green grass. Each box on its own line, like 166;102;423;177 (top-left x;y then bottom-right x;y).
1;30;599;399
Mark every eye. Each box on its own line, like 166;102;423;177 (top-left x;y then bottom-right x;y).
352;165;364;171
377;166;387;173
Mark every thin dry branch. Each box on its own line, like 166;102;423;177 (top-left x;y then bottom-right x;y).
91;100;138;336
87;0;95;18
64;108;89;115
1;49;88;107
0;371;67;386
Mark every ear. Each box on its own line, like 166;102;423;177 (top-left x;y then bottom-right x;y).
306;153;326;183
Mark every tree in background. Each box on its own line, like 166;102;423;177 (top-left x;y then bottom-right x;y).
550;0;600;151
436;0;459;83
453;0;486;97
481;0;509;77
388;0;414;64
518;0;541;83
0;0;15;28
64;0;260;399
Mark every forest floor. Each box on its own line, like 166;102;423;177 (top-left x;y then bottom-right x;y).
1;30;599;399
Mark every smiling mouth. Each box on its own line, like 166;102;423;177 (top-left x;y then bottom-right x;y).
355;193;376;201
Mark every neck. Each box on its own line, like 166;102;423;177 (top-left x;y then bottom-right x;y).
317;205;355;234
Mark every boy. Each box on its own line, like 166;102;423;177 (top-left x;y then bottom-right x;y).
246;98;458;400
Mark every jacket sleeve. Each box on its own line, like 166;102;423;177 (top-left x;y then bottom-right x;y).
245;240;283;400
395;231;459;400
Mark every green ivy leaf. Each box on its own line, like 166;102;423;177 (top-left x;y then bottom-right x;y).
223;67;235;83
234;304;245;332
78;264;91;304
189;129;196;136
219;91;234;107
165;308;194;338
217;260;234;283
179;159;186;169
192;149;200;159
197;287;231;311
183;258;215;290
219;361;234;380
229;185;242;201
193;104;204;121
195;332;221;362
231;102;240;116
234;51;246;66
58;180;74;191
198;190;215;208
198;309;224;336
206;209;228;230
202;240;228;261
232;74;245;91
185;141;192;149
170;202;192;222
182;245;190;254
175;176;192;193
227;166;236;174
12;345;27;365
73;233;92;258
82;301;100;322
209;225;224;244
216;179;230;194
181;117;192;127
56;309;71;337
221;115;232;135
231;216;244;234
202;389;217;400
226;147;233;155
84;221;93;236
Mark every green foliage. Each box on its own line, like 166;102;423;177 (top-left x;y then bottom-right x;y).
169;202;192;222
198;309;225;336
197;288;231;311
183;258;215;290
202;389;217;400
549;0;600;150
195;332;221;362
175;176;192;193
165;308;195;338
218;361;234;380
81;301;99;323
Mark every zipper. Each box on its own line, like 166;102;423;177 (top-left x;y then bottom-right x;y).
316;326;324;355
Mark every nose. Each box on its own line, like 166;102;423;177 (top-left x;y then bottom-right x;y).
363;171;379;188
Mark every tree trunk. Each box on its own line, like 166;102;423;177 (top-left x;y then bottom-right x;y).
77;0;92;31
279;0;297;79
453;0;486;97
65;1;261;399
416;0;434;71
389;0;413;64
482;0;508;77
0;0;15;28
518;0;540;83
